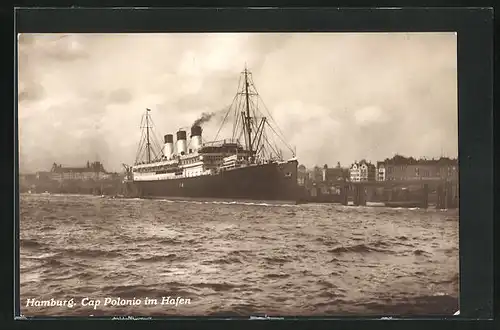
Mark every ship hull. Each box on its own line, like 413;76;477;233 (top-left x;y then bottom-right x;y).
129;160;300;202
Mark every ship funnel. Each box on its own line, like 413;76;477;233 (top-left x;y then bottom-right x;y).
163;134;174;160
176;130;187;156
190;125;203;152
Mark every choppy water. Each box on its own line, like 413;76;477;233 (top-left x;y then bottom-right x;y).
19;193;459;317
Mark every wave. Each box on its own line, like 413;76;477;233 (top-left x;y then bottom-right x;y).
20;192;459;317
265;273;290;279
315;237;337;246
191;282;245;292
135;254;180;263
263;256;293;265
201;257;243;265
328;244;390;254
413;249;430;256
44;258;68;267
316;279;338;288
20;239;43;249
317;291;345;300
56;248;124;259
154;197;298;208
155;237;188;245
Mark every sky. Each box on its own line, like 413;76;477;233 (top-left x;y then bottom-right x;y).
18;32;457;173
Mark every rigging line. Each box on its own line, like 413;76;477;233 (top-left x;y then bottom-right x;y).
136;135;143;156
215;93;238;141
139;113;145;128
136;138;144;159
137;113;148;141
236;101;244;142
138;130;161;162
238;127;244;142
231;97;242;140
137;138;144;154
239;111;248;148
249;97;258;118
256;141;264;158
153;149;162;161
150;129;162;148
234;95;246;140
224;74;243;141
137;147;146;163
138;141;144;156
265;121;294;154
149;121;163;147
261;104;287;143
151;143;162;158
150;119;165;147
148;134;159;151
152;133;162;147
150;120;162;140
264;135;272;157
270;128;280;155
250;100;260;131
269;126;294;154
249;75;289;142
236;120;243;144
263;129;281;159
252;118;266;151
135;130;147;162
146;141;160;160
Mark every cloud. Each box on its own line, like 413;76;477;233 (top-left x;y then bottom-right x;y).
353;106;389;126
17;32;457;172
108;88;133;105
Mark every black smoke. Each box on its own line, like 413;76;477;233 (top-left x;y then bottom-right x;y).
192;112;216;128
192;106;230;128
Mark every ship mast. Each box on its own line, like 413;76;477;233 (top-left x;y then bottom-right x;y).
215;65;295;162
135;108;162;165
145;108;152;163
244;65;253;155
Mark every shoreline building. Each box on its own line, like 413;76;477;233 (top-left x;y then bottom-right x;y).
376;161;386;181
376;155;458;181
349;160;376;182
322;164;349;183
37;161;112;182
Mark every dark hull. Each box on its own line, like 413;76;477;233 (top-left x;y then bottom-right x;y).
129;160;300;201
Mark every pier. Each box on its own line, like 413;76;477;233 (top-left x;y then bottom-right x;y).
303;178;458;209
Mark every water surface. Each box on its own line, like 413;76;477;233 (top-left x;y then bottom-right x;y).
19;194;459;317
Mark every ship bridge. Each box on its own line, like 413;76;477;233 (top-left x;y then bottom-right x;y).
199;140;248;155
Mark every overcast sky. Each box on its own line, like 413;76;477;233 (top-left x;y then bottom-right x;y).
18;32;457;173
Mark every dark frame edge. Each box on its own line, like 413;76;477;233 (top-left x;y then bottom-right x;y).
6;6;496;326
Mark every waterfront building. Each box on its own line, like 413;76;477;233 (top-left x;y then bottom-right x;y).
43;161;112;182
377;155;458;181
349;160;376;182
376;161;386;181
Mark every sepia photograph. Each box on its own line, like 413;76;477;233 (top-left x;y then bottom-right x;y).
18;32;459;317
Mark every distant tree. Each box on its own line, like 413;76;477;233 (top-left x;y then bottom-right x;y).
336;162;341;168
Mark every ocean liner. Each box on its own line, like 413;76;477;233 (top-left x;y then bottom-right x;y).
123;66;300;202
